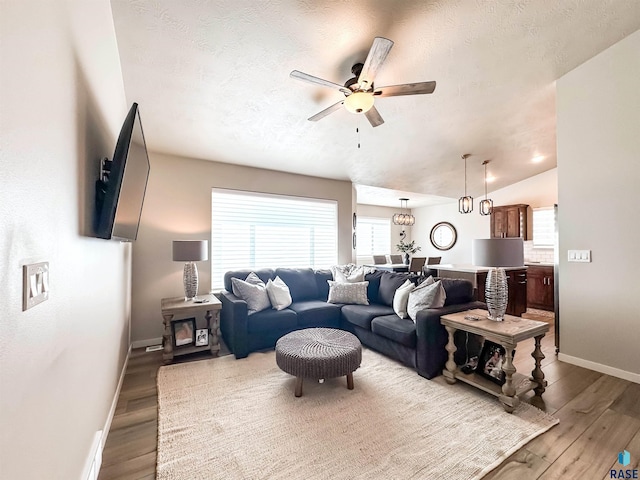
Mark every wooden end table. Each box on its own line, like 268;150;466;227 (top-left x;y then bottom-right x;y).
440;308;549;413
161;294;222;364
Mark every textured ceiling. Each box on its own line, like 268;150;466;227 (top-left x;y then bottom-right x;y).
110;0;639;206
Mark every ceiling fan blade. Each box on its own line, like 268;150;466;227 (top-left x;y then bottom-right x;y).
374;81;436;97
308;100;345;122
364;106;384;127
357;37;394;90
290;70;351;95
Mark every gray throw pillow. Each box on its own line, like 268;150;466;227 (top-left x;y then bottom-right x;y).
407;279;446;321
231;273;271;315
327;280;369;305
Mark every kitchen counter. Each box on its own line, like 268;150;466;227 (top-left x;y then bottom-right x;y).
525;261;554;267
436;264;528;273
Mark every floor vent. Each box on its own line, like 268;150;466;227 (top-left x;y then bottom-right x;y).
146;345;163;352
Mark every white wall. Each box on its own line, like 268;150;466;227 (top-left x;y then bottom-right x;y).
0;1;131;478
556;30;640;381
131;153;354;344
412;169;558;264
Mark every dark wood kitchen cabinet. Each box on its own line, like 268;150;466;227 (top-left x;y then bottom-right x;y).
491;204;529;239
526;265;554;311
476;268;528;317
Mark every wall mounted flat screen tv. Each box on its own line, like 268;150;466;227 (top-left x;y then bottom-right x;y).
95;102;150;241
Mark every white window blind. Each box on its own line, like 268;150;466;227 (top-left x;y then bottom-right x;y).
356;217;391;256
211;189;337;289
533;207;555;247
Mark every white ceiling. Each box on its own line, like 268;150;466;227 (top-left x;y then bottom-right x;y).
110;0;639;207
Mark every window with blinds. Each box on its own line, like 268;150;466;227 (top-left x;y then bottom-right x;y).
356;217;391;257
211;189;338;290
533;207;555;247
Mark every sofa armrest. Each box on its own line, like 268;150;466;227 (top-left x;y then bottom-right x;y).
414;301;486;379
219;290;250;358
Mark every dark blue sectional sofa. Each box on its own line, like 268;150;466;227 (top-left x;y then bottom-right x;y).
219;267;485;379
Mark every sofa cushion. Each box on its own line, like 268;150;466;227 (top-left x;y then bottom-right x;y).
341;304;396;330
275;268;319;302
378;272;414;307
371;315;417;348
364;270;385;304
314;269;333;301
289;300;342;327
224;268;275;292
327;281;369;305
246;307;298;334
440;278;475;306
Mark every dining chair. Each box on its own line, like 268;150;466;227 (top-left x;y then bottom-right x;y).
389;254;403;264
409;257;426;275
373;255;388;265
423;256;442;277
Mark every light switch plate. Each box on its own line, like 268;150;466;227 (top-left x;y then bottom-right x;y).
23;262;49;311
568;250;591;262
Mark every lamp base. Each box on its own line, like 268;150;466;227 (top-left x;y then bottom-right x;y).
183;262;198;300
485;267;508;321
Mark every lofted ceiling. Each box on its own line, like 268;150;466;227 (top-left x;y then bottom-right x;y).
110;0;639;207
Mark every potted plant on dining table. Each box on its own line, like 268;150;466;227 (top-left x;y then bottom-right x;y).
396;239;421;265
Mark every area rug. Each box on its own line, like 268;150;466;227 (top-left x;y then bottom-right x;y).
156;349;558;480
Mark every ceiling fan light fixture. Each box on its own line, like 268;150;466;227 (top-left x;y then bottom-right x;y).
344;92;374;114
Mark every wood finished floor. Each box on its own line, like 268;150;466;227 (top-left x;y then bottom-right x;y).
98;320;640;480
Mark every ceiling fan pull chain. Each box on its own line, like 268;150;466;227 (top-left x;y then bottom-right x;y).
357;120;361;149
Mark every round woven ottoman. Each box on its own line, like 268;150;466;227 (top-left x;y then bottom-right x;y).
275;328;362;397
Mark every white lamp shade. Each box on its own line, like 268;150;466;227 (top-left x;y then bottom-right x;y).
172;240;208;262
344;92;374;114
472;238;524;267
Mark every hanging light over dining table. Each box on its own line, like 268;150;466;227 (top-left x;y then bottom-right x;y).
392;198;415;226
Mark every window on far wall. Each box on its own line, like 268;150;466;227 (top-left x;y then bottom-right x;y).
210;189;338;290
533;207;555;248
356;217;391;257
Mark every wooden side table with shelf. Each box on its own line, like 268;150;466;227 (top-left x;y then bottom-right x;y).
440;308;549;413
161;293;222;364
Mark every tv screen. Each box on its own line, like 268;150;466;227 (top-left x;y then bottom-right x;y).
95;103;150;241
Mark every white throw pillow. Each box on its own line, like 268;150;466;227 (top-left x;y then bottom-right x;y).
334;267;365;283
407;280;447;321
327;280;369;305
393;279;416;319
231;274;271;315
265;276;292;311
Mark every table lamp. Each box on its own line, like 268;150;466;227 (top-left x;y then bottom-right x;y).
172;240;208;300
472;238;524;321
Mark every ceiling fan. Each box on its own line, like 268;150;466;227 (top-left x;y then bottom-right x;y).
290;37;436;127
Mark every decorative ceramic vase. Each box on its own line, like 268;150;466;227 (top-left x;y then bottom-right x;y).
403;253;410;265
485;267;508;321
183;262;198;300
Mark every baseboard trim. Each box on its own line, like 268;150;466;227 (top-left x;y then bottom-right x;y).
131;337;162;349
558;353;640;384
82;344;131;480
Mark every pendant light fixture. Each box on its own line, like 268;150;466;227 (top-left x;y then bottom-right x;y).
479;160;493;216
458;154;473;214
392;198;415;226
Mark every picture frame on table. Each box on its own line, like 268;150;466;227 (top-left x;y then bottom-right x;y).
477;340;514;386
172;318;196;347
195;328;209;347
